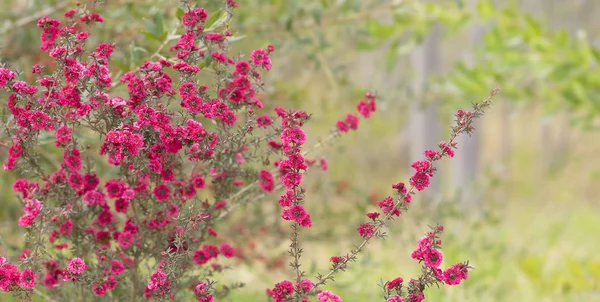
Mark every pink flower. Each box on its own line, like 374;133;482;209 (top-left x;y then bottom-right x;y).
411;160;430;173
278;190;295;207
182;11;199;26
424;149;439;160
407;294;424;302
296;279;314;292
280;127;306;145
410;172;430;191
423;249;443;268
336;120;349;132
220;243;235;258
105;180;124;198
268;280;295;300
256;115;272;128
281;172;302;189
67;258;87;275
357;223;374;238
111;260;125;276
345;114;359;130
386;277;403;289
19;269;36;288
440;143;455;158
282;205;312;227
387;296;404;302
317;290;342;302
443;263;469;285
83;190;106;206
153;184;171;201
320;158;328;171
258;170;274;192
377;196;400;216
193;250;209;265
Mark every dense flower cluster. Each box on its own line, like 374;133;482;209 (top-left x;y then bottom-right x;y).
0;0;495;300
383;226;471;301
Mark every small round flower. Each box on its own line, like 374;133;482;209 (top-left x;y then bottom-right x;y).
345;113;359;130
357;223;374;238
256;115;272;128
317;290;342;302
443;266;463;285
153;184;171;201
258;170;274;192
296;279;314;293
386;277;404;289
182;11;199;27
411;160;430;173
220;243;235;258
19;269;36;288
92;282;107;295
111;260;125;276
282;205;312;227
67;258;87;275
193;250;209;265
336;120;349;133
203;244;220;259
423;249;443;268
410;172;430;191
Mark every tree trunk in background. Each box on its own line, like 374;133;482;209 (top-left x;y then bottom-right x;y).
539;0;586;171
408;24;441;199
452;2;485;207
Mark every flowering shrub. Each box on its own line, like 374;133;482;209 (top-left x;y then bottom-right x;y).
0;1;497;301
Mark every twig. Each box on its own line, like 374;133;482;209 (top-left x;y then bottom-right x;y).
311;89;500;291
217;131;340;220
149;28;178;61
0;1;71;35
242;3;398;34
34;287;60;302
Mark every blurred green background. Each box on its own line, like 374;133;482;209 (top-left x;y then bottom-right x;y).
1;0;600;301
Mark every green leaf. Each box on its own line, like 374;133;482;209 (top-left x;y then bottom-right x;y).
205;9;222;30
590;47;600;63
154;13;165;37
133;46;149;53
176;8;185;20
227;35;246;44
476;0;495;20
385;40;400;72
141;31;161;42
365;20;397;39
143;18;157;36
355;40;378;51
112;59;128;72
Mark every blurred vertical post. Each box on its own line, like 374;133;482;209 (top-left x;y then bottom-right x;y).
408;24;441;199
539;0;586;171
451;0;485;207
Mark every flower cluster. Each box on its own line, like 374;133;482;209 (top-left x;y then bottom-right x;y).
335;92;376;133
0;256;36;292
383;226;471;301
302;91;497;300
275;108;312;227
0;0;495;300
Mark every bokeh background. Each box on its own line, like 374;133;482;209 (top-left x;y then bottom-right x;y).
1;0;599;301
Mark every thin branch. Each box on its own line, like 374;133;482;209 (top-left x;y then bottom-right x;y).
0;1;71;35
311;89;500;291
241;3;398;34
217;131;340;221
